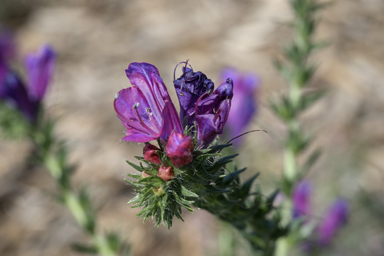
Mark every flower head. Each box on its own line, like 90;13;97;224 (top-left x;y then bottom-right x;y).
292;180;312;219
221;68;259;145
165;131;194;168
114;62;183;143
317;198;348;246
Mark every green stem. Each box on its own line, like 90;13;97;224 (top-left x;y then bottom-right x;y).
275;0;320;255
32;120;119;256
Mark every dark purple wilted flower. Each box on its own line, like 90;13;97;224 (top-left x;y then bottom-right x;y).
292;180;312;219
317;198;348;246
173;65;214;127
165;131;194;168
25;45;56;101
221;68;259;145
195;78;233;148
114;62;183;143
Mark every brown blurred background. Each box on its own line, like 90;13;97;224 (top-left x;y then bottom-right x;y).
1;0;384;255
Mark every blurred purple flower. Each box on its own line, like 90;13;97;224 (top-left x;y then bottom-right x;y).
0;72;38;122
173;65;214;127
0;43;56;122
114;62;183;143
317;198;348;246
292;180;312;219
221;68;259;145
25;45;56;101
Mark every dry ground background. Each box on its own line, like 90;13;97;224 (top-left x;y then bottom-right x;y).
1;0;384;255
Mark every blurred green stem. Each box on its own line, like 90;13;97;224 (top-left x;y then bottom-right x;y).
219;221;236;256
31;119;119;256
274;0;322;255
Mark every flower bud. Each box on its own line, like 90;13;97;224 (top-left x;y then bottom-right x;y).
165;131;194;168
143;144;161;165
158;165;174;181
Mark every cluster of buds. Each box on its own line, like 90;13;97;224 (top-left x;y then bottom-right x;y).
141;132;194;182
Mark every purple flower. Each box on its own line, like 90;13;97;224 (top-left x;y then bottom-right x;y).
195;78;233;148
221;68;259;145
173;65;214;127
25;45;56;101
0;71;38;122
114;62;183;143
0;44;56;122
165;131;194;168
292;180;312;219
317;198;348;246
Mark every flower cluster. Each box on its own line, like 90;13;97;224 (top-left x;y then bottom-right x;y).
114;62;234;178
0;31;56;123
292;180;349;249
113;62;251;229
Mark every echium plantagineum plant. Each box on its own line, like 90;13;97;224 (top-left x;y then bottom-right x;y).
114;62;285;254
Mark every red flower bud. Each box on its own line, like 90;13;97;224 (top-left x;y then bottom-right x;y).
143;144;161;165
158;166;174;181
165;131;194;168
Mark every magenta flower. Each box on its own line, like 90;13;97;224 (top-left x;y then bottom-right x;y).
114;62;183;143
25;45;56;101
221;68;259;145
292;180;312;219
317;198;348;246
165;131;194;168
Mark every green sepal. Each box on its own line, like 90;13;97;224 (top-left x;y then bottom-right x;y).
221;168;247;186
181;185;198;198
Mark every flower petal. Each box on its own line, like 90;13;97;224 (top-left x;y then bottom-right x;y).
25;45;56;101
